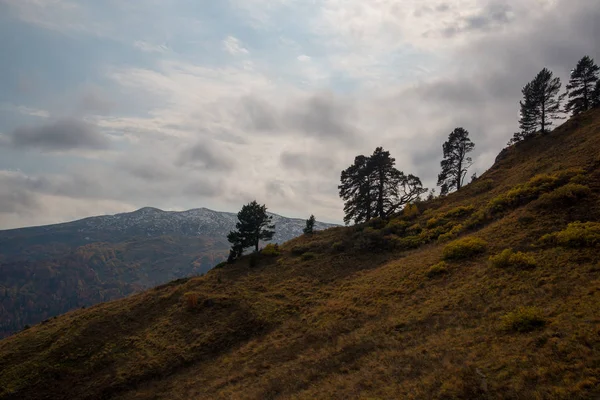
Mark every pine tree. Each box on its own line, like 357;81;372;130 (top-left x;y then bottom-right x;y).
533;68;564;135
437;127;475;196
303;215;315;235
339;155;374;225
517;82;538;141
565;56;599;116
339;148;426;224
226;201;275;262
593;80;600;108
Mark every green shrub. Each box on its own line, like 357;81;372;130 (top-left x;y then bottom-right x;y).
367;217;387;230
489;249;537;269
382;219;410;236
261;243;280;256
537;183;592;206
540;221;600;248
291;245;310;255
464;210;489;230
427;261;449;278
332;241;345;252
442;237;487;260
473;178;494;194
301;252;317;261
394;235;423;250
426;217;441;229
407;223;423;235
444;205;475;218
527;174;558;190
249;252;260;267
553;168;585;185
501;307;546;332
403;203;420;218
437;224;464;243
213;261;227;269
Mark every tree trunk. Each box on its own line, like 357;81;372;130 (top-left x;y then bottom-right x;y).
378;168;385;218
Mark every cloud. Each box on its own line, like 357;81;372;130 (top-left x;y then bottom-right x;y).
223;36;249;55
133;40;169;53
178;141;236;172
1;0;599;229
4;119;111;151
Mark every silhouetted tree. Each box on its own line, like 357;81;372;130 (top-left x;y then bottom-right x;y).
227;201;275;262
593;80;600;108
303;215;315;235
437;127;475;195
339;155;374;225
515;82;538;142
566;56;599;116
339;148;426;224
521;68;565;137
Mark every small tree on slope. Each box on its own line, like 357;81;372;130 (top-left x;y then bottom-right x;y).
437;127;475;196
227;201;275;262
565;56;599;116
303;215;315;235
520;68;565;138
593;80;600;109
339;147;426;224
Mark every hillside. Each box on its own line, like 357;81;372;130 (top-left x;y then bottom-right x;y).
0;208;336;338
1;109;600;399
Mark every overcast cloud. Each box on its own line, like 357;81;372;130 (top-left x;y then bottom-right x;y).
0;0;598;228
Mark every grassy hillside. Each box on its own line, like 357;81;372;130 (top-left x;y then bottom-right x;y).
1;109;600;399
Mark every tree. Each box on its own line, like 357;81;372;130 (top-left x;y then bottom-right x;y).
339;147;426;224
303;215;315;235
226;201;275;262
517;68;564;139
516;82;538;142
593;80;600;108
565;56;599;116
437;127;475;195
339;155;374;225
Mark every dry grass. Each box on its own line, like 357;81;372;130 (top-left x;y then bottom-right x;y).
2;109;600;400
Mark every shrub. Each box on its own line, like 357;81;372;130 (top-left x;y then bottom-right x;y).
403;203;420;218
437;224;464;243
501;307;546;332
489;249;537;269
442;237;487;260
382;219;410;236
540;221;600;248
213;261;227;269
301;252;317;261
527;174;558;190
407;223;423;235
184;292;199;309
261;243;280;256
249;252;260;267
291;245;310;255
367;217;387;229
473;178;494;194
331;241;345;252
444;205;475;219
394;235;423;250
426;217;441;228
427;261;449;278
464;210;489;230
553;168;585;185
537;183;592;206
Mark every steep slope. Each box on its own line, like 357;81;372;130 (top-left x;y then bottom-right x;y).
1;109;600;399
0;209;337;338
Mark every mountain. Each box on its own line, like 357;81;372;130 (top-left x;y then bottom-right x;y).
1;109;600;399
0;208;337;338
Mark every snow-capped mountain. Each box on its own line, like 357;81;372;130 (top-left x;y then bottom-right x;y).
53;207;336;243
0;207;339;256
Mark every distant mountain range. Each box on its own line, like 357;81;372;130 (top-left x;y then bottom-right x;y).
0;207;338;338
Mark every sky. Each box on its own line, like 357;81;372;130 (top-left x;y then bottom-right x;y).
0;0;598;228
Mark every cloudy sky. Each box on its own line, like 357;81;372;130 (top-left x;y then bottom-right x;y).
0;0;598;228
